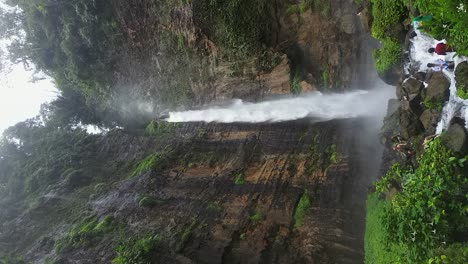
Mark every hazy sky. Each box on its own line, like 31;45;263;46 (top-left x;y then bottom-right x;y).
0;63;58;133
0;1;58;133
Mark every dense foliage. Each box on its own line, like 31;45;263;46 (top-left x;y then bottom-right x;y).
4;0;123;98
405;0;468;55
369;0;405;73
370;0;406;40
192;0;272;58
373;38;401;74
368;138;467;263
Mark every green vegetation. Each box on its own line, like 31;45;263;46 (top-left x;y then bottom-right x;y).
422;99;444;111
370;0;406;40
55;215;119;252
367;138;468;263
290;71;302;94
1;0;123;99
239;233;247;240
176;220;197;252
456;85;468;99
364;193;405;264
293;190;311;228
287;0;331;17
234;173;246;185
112;234;159;264
249;212;263;223
321;67;330;89
406;0;468;56
369;0;405;73
373;38;401;73
193;0;272;59
325;144;337;164
137;195;160;207
131;153;166;177
145;121;178;137
207;201;223;211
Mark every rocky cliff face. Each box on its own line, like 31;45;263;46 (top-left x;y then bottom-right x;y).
0;1;390;263
1;118;383;263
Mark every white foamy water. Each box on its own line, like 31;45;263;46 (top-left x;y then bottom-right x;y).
167;88;394;123
408;26;468;133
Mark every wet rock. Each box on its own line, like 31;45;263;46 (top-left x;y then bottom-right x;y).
414;71;427;82
378;63;402;86
399;109;424;139
402;77;423;95
419;109;440;135
455;61;468;97
386;99;400;116
61;169;90;190
401;94;423;116
441;118;468;155
425;72;450;103
381;109;400;142
357;7;371;33
300;81;315;92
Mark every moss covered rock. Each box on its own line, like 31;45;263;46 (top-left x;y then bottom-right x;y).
455;62;468;99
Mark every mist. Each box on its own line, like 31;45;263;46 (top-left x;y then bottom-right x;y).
166;87;394;123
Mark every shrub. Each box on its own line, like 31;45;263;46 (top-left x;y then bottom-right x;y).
176;220;197;252
370;0;406;39
422;99;444;111
234;173;245;185
293;190;311;228
290;71;302;94
112;235;159;264
456;85;468;99
144;122;177;137
373;38;401;73
364;193;405;264
131;153;166;177
427;243;468;264
376;138;467;262
249;212;262;223
55;215;118;252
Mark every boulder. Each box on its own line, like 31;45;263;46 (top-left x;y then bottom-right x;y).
401;94;423;116
399;109;424;139
441;119;468;155
414;71;427;82
425;72;450;103
381;109;400;144
419;109;440;135
300;80;315;92
378;63;402;86
402;77;423;95
386;99;400;116
396;83;404;100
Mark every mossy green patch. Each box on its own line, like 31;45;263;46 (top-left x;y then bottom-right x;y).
112;234;160;264
131;153;166;177
176;220;197;252
373;38;401;74
234;173;245;185
55;215;120;252
293;190;311;228
249;212;262;223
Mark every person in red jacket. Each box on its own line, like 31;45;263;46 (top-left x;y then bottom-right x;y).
428;43;454;55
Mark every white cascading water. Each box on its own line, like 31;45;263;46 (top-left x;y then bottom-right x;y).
166;88;394;123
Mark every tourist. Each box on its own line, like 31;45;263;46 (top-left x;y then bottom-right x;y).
427;59;455;71
428;43;454;55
